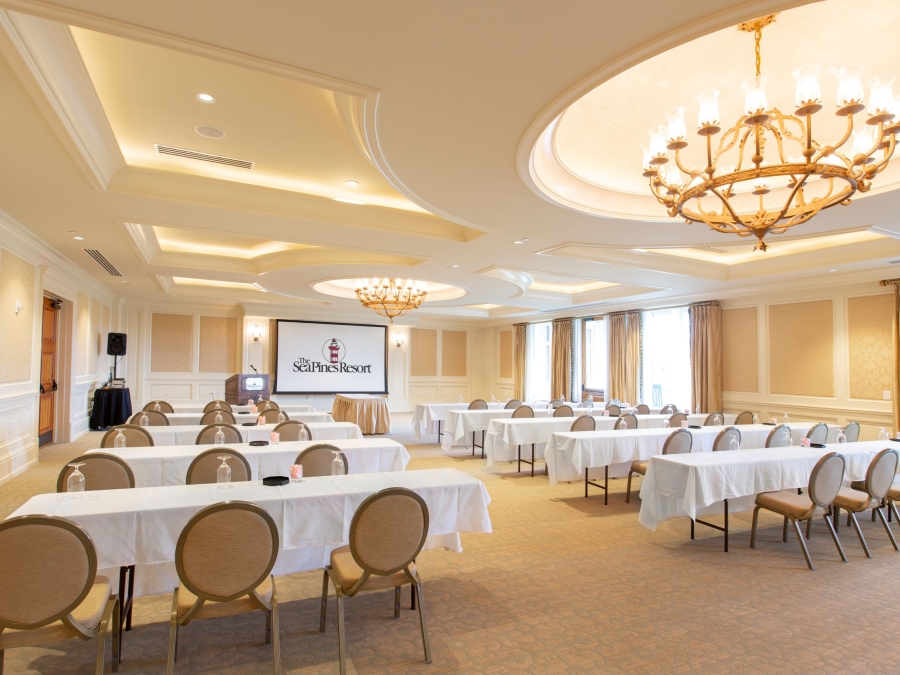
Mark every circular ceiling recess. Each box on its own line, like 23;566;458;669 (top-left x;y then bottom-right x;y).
195;124;226;139
526;0;900;221
312;278;467;302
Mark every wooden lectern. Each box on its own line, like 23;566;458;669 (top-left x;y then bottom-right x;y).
225;374;270;405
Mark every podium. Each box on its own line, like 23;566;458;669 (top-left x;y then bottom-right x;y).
225;374;270;405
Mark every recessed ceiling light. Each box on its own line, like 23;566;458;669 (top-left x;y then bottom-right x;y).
830;269;837;272
334;198;365;205
345;180;359;187
522;238;530;242
513;240;524;244
73;236;84;240
195;124;226;139
449;264;459;268
196;93;216;103
632;248;647;253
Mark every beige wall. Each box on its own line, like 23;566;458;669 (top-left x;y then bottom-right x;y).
722;307;758;393
88;298;101;374
199;316;238;373
768;300;834;397
0;249;36;383
499;330;512;379
847;294;893;400
75;291;89;376
441;330;467;377
410;328;437;377
151;313;193;372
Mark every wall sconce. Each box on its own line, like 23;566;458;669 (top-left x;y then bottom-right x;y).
394;333;405;348
250;324;263;341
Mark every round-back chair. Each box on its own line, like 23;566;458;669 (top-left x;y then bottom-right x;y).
100;424;153;448
468;399;488;410
186;448;252;484
260;409;287;424
504;399;522;409
144;400;175;413
200;409;236;425
806;423;829;444
274;420;311;441
580;398;594;408
842;448;900;556
734;411;754;425
713;426;742;451
57;453;135;492
605;404;621;417
203;400;232;413
842;421;860;443
615;413;638;430
256;400;279;413
660;404;678;415
570;415;595;432
294;443;348;477
511;405;534;419
626;429;692;502
553;405;574;418
765;424;792;448
548;399;564;409
635;404;650;415
668;412;688;427
130;410;169;426
195;424;242;445
703;412;725;426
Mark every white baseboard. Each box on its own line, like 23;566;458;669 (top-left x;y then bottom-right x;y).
0;441;37;484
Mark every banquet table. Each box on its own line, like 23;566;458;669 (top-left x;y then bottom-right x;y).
89;438;411;487
10;468;492;596
140;421;362;445
442;407;567;451
162;411;334;426
412;402;504;440
332;394;391;434
169;403;317;414
483;411;591;466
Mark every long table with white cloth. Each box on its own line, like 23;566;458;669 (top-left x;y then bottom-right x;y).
170;403;316;414
483;412;593;465
163;411;333;426
89;438;411;487
442;407;568;451
141;421;362;445
10;468;492;596
412;402;504;440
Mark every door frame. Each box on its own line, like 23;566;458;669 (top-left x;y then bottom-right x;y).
49;294;73;447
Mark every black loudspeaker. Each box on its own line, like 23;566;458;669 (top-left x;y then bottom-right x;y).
107;332;127;356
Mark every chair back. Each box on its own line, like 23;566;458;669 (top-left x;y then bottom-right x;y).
144;400;175;413
668;412;687;427
765;424;792;448
703;412;725;426
618;413;638;429
295;444;348;477
734;411;754;425
842;421;860;443
608;398;622;406
274;420;311;441
863;448;899;501
195;424;242;445
806;423;829;444
0;516;96;630
807;452;845;508
511;405;534;419
504;399;522;409
100;424;154;447
57;453;135;492
553;405;574;418
548;399;564;409
570;415;595;432
261;408;287;424
186;448;252;484
468;399;488;410
130;410;169;426
635;404;650;415
200;410;236;425
257;400;279;413
349;488;428;576
175;502;278;603
605;404;621;417
662;428;693;455
660;404;677;415
203;400;233;413
580;398;594;408
713;426;741;451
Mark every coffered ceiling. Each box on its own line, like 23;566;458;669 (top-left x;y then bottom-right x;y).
0;0;899;325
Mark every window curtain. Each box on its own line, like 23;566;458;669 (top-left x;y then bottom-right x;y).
891;284;900;433
513;323;527;401
689;300;723;413
551;319;572;401
608;311;642;404
607;313;626;402
625;311;641;405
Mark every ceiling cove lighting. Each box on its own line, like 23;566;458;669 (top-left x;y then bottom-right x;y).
643;13;897;251
345;180;359;187
196;93;216;103
354;278;427;322
334;198;365;205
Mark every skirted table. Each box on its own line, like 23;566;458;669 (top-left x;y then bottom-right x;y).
332;394;391;434
89;387;133;429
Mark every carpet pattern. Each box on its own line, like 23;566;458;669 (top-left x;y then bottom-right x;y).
3;416;899;674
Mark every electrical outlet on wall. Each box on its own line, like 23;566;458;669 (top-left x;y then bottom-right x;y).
885;390;892;400
9;419;17;433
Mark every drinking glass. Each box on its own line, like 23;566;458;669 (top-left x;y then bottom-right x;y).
114;430;126;449
837;429;847;444
214;411;223;424
695;405;701;414
214;400;221;410
782;413;790;424
331;450;345;477
752;414;760;425
662;419;670;428
217;456;232;489
214;426;225;445
879;427;889;441
277;410;286;424
290;464;303;482
714;414;722;425
139;412;149;427
729;436;740;451
67;462;86;493
153;400;161;412
458;395;464;403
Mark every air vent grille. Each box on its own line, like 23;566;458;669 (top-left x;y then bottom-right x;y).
84;249;122;277
888;259;900;265
155;144;254;169
691;246;732;254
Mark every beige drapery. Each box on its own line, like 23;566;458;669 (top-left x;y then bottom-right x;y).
689;301;723;413
881;280;900;432
551;319;572;401
608;313;640;403
513;323;527;401
608;313;626;402
624;311;641;405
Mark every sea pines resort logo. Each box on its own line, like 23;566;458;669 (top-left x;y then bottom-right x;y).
292;338;374;374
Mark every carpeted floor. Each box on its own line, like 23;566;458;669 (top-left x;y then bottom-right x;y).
4;414;899;674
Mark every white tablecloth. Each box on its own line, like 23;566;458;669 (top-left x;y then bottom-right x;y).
142;422;362;445
163;411;333;426
11;468;491;596
89;439;411;487
483;412;590;465
638;440;896;530
412;402;504;439
441;408;567;450
170;404;316;414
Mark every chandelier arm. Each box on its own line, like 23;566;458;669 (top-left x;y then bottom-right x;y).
828;113;856;157
872;133;898;172
733;127;754;173
862;121;887;161
707;185;745;226
673;147;694;176
712;125;743;164
761;121;790;164
772;175;807;224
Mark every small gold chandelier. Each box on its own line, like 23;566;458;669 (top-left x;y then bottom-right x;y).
354;278;427;322
643;13;898;251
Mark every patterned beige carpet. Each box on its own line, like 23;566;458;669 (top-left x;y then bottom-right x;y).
4;418;899;674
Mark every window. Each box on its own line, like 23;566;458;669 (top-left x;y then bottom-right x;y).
640;307;691;410
525;322;552;402
583;318;608;394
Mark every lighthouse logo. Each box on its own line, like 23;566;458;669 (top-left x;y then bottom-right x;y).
292;337;372;374
322;338;346;364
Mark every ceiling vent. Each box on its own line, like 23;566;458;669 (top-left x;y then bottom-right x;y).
690;246;732;254
83;249;122;277
155;144;254;169
888;259;900;265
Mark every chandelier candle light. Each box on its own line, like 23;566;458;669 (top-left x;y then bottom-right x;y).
643;13;898;250
354;278;427;322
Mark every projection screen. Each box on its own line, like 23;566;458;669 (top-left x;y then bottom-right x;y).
273;320;388;394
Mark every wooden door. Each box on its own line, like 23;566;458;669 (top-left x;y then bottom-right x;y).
38;297;58;447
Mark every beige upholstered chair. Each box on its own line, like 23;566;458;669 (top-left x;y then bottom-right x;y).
101;424;154;448
295;444;348;477
750;452;847;571
885;483;900;525
838;448;900;556
615;413;637;430
608;398;622;407
468;399;488;410
668;412;688;427
842;421;860;443
504;399;522;410
168;502;280;675
660;404;678;415
256;400;279;413
570;415;595;432
765;424;792;448
144;400;175;413
57;454;135;492
635;404;650;415
260;409;287;424
713;426;741;451
199;410;236;425
806;423;829;444
0;515;120;675
580;398;594;408
548;399;564;409
512;405;534;419
274;420;311;441
195;424;242;445
186;449;252;485
734;411;754;425
203;400;232;413
703;412;725;426
129;410;169;426
605;404;621;417
320;488;431;675
553;405;574;418
626;428;692;503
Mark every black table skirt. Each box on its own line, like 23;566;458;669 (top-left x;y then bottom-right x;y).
90;388;133;430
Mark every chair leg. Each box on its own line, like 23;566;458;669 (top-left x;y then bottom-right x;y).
271;588;281;675
805;516;812;539
782;516;788;542
848;511;872;558
319;570;329;633
823;512;847;562
531;444;535;478
336;591;347;675
750;506;760;549
394;587;401;619
411;583;416;610
690;518;694;540
167;592;179;675
625;470;634;503
875;507;899;551
0;649;4;675
112;596;120;672
481;430;485;459
517;445;521;473
833;506;840;530
265;610;272;645
890;500;900;528
791;518;814;571
414;581;432;664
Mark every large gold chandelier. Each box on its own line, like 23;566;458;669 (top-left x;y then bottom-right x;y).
354;278;426;322
643;13;898;250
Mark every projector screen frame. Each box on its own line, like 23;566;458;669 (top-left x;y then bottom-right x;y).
272;319;389;395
